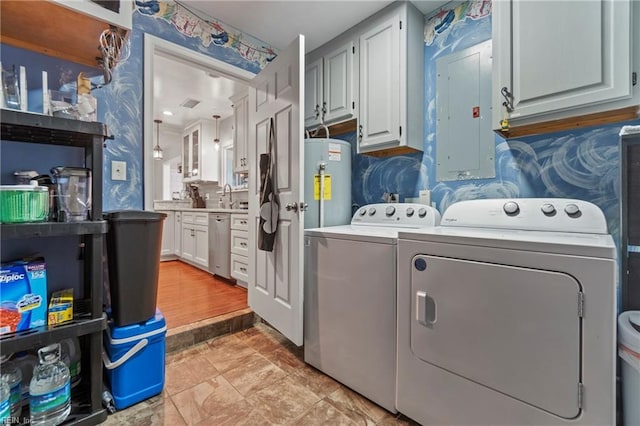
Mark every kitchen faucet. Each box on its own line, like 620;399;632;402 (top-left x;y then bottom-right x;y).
222;183;233;208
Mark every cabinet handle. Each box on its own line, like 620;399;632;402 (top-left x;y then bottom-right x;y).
241;220;247;225
501;87;514;113
240;267;247;273
240;242;247;247
322;101;327;120
358;124;363;140
314;105;320;119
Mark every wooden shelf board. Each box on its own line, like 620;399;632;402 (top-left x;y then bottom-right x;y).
1;1;110;68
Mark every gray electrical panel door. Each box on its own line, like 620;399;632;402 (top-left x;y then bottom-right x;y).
436;40;494;181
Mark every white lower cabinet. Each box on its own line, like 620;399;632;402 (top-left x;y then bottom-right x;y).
181;212;209;269
158;210;175;260
174;211;182;256
230;213;249;287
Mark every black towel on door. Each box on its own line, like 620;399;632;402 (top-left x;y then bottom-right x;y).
258;118;279;252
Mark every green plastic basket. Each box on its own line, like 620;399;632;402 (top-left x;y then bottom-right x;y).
0;185;49;223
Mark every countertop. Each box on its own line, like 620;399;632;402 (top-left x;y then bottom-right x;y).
155;206;249;214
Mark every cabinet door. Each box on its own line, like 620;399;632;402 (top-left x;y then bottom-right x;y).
159;211;174;258
182;133;191;178
304;57;324;128
359;13;401;151
233;95;248;173
193;225;209;268
323;40;356;124
493;0;632;125
191;127;200;178
174;212;182;256
181;225;194;261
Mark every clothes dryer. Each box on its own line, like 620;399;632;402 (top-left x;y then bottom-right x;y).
397;198;616;425
304;203;440;412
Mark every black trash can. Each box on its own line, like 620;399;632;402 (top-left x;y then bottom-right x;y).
104;210;166;326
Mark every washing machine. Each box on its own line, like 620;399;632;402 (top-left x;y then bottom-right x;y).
396;198;617;425
304;203;440;412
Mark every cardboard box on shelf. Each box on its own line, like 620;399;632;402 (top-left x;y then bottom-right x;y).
0;257;47;335
48;288;73;325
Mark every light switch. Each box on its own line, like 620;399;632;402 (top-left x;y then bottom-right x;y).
112;160;126;181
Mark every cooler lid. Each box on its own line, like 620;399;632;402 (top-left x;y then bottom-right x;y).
108;310;166;341
104;210;167;222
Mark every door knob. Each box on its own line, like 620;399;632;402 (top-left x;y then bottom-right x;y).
285;202;298;212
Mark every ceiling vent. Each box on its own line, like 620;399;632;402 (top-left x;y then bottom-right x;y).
180;98;201;109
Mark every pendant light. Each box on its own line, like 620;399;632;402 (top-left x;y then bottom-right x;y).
153;119;163;160
213;114;221;150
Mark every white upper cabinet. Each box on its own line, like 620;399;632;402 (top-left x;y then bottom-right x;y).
182;119;219;183
230;90;249;173
493;0;637;129
358;2;424;155
305;40;357;129
304;57;324;128
52;0;132;30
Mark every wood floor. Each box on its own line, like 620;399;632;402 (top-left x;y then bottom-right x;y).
157;261;248;329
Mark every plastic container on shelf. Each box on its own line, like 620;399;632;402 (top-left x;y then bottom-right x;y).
102;309;166;410
0;354;22;420
29;343;71;426
103;210;166;326
50;167;91;222
0;183;49;223
619;310;640;426
59;337;81;388
13;351;38;406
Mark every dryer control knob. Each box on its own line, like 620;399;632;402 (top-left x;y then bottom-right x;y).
418;207;427;218
541;203;556;216
564;203;581;217
385;206;396;216
359;208;367;216
503;201;520;216
406;207;415;217
368;207;376;216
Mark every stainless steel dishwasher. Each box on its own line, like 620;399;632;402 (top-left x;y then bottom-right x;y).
209;213;230;279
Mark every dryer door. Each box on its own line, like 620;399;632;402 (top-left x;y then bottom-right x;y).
410;255;581;419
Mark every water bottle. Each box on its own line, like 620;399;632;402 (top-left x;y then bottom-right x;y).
29;344;71;426
59;338;81;388
13;351;38;406
0;380;10;424
0;354;22;420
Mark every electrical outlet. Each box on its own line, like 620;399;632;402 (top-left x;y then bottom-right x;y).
111;161;126;181
419;190;431;205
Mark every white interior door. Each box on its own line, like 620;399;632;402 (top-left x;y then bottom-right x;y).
247;36;305;345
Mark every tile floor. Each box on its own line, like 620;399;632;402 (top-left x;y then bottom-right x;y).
103;323;418;425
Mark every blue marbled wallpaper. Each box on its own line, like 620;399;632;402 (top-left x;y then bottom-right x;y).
99;3;275;210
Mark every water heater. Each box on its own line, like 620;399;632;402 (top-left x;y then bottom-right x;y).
304;138;352;229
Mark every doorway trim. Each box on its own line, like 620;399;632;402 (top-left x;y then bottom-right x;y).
143;34;256;210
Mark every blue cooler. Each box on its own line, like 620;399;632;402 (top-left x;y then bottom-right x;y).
103;309;166;410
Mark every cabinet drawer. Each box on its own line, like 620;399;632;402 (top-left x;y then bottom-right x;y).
182;211;209;225
231;214;249;231
231;253;249;282
231;229;249;257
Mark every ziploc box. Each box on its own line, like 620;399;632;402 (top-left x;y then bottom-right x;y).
0;257;47;335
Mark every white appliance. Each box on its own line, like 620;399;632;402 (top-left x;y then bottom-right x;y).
397;198;617;425
304;203;441;412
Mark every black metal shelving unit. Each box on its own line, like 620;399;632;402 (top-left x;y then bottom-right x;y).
1;109;108;425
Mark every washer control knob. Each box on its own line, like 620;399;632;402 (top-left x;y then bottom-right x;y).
406;207;415;217
359;208;367;216
503;201;520;216
564;203;581;217
385;205;396;216
368;207;376;216
418;207;427;218
541;203;556;216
